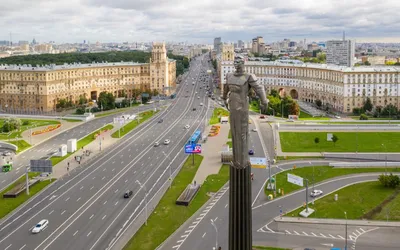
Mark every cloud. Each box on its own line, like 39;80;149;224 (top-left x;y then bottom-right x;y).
0;0;400;43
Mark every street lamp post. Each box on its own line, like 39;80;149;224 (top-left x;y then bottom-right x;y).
136;180;148;226
210;219;218;249
382;144;387;175
344;211;348;250
162;151;172;188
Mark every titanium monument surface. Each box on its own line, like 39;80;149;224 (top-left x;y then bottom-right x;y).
223;58;268;250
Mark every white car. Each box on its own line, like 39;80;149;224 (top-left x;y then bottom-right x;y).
154;142;160;147
195;92;198;94
310;190;323;197
335;116;341;119
184;125;190;129
198;96;200;99
200;103;204;106
32;219;49;234
252;128;257;132
164;139;170;145
2;151;11;156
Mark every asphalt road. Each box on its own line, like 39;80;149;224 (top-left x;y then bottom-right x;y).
0;102;168;192
160;156;399;250
0;54;213;250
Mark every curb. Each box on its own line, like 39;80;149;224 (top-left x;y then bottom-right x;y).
274;217;400;228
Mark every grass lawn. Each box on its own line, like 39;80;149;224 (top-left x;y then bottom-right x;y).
50;124;114;166
123;157;230;250
253;247;291;250
0;119;60;140
265;166;400;198
280;132;400;152
111;110;156;138
226;141;232;148
94;104;140;118
286;181;395;220
9;140;31;153
298;111;330;120
0;173;54;219
316;121;400;124
250;100;260;113
276;156;323;161
62;119;82;122
209;108;229;125
373;190;400;221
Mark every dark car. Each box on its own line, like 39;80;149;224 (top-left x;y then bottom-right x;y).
158;119;163;123
192;108;196;111
248;149;254;155
124;190;133;198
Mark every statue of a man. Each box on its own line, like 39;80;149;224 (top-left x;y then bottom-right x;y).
222;58;268;250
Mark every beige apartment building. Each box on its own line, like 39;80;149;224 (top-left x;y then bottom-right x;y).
0;42;176;112
220;61;400;113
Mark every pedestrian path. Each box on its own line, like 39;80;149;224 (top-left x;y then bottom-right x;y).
192;122;230;184
52;127;119;179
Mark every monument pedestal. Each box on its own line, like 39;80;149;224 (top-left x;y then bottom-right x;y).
229;165;252;250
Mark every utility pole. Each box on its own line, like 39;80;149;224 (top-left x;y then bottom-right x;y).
25;166;29;195
344;211;348;250
305;179;309;213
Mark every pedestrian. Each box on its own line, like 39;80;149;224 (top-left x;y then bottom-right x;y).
67;166;69;171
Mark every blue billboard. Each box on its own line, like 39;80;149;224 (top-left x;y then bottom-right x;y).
185;144;202;154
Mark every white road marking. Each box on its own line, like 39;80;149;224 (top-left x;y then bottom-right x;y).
359;228;365;233
329;234;335;238
103;201;107;205
225;204;228;208
102;215;107;220
65;197;70;201
114;189;118;193
125;179;128;183
180;234;188;238
92;177;96;180
89;214;94;220
320;233;327;237
285;230;291;234
4;244;11;250
103;168;106;172
294;230;300;235
302;231;308;236
61;210;66;215
87;231;92;237
115;201;118;206
337;235;345;240
143;171;146;175
356;229;361;235
102;176;105;180
311;232;317;237
202;232;206;238
214;217;218;221
77;197;81;202
90;186;94;190
19;244;26;250
80;186;83;190
49;210;54;215
112;168;115;172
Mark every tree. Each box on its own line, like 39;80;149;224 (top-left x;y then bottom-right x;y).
314;137;320;144
360;114;369;120
382;104;398;117
2;118;22;132
270;89;279;98
332;134;338;147
98;91;115;111
315;99;322;108
379;174;400;188
79;95;87;105
352;108;362;116
363;97;373;112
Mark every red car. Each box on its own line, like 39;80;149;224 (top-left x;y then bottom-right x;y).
259;115;265;119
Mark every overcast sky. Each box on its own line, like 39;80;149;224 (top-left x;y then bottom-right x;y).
1;0;400;44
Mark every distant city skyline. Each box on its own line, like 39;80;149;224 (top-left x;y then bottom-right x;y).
1;0;400;44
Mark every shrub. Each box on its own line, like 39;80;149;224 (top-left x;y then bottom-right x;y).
379;174;400;188
359;114;368;120
22;120;30;126
76;107;85;115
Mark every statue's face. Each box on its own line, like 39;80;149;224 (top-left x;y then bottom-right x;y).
234;59;244;72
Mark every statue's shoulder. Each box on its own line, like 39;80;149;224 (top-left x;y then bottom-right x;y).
246;73;258;82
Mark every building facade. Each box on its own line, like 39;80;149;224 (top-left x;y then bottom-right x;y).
326;40;355;67
220;61;400;113
214;37;222;54
0;42;176;112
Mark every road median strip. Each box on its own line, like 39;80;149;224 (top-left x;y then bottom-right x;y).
111;110;157;138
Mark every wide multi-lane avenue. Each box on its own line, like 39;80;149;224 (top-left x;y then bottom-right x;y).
0;55;212;250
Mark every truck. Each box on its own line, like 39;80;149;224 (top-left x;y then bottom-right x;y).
2;162;12;172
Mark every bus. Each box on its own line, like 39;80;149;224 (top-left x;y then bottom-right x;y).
2;163;12;172
188;130;202;145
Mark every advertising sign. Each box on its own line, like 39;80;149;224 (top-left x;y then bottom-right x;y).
30;159;53;173
250;157;267;168
287;173;303;187
185;144;202;154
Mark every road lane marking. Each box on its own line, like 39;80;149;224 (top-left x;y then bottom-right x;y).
285;230;291;234
103;168;106;172
90;186;94;190
89;214;94;220
65;197;70;201
356;229;361;235
80;186;83;190
19;244;26;250
87;231;92;237
5;244;12;250
293;230;300;235
77;197;81;202
359;228;365;233
102;215;107;220
114;189;118;193
329;234;335;238
102;176;105;180
125;180;128;183
311;232;317;236
49;210;54;215
337;235;345;239
202;232;206;238
115;201;118;206
61;210;66;215
320;233;327;237
214;217;218;221
302;231;308;236
104;201;107;205
92;177;96;180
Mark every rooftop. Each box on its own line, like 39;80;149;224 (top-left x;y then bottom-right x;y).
0;61;147;72
221;60;400;73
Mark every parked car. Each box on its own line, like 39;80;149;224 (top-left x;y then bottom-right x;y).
259;115;265;119
252;128;257;132
124;190;133;198
248;149;255;155
164;139;171;145
310;190;323;197
158;119;163;123
200;103;204;106
192;108;197;111
32;219;49;234
154;142;160;147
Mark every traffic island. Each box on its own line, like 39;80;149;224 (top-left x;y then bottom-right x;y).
111;110;157;138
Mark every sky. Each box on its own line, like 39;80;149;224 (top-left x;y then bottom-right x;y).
1;0;400;44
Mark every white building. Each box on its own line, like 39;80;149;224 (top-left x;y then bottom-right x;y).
326;40;355;67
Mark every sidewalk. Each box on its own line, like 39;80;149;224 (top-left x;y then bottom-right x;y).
20;120;82;146
52;126;119;179
192;123;230;184
275;216;400;227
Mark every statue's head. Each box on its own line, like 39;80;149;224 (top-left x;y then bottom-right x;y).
233;58;245;74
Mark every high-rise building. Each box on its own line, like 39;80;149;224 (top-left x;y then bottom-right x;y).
214;37;222;53
238;40;244;49
252;36;264;55
326;40;355;67
221;44;234;61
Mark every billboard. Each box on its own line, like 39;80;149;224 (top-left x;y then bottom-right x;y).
250;157;267;168
287;173;303;187
30;159;53;173
185;144;202;154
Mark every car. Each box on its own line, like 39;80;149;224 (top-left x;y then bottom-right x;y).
310;190;323;197
195;91;198;94
286;119;294;122
248;149;254;155
251;128;257;132
154;142;160;147
200;103;204;106
2;151;11;156
192;108;196;111
158;119;163;123
32;219;49;234
164;139;170;145
124;190;133;198
184;125;190;129
335;115;341;119
198;96;200;99
259;115;265;119
199;87;202;89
